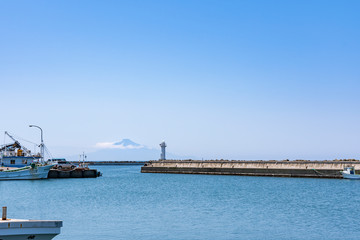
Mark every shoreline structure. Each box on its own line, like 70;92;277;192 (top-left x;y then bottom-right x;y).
69;161;146;165
141;160;360;178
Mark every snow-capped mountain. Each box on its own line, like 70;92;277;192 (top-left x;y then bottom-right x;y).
95;139;144;149
66;139;192;162
113;139;142;148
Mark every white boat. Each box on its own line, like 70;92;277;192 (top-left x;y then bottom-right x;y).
0;129;55;180
341;166;360;180
0;207;62;240
0;164;54;180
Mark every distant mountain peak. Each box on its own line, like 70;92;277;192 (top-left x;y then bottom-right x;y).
95;139;144;149
114;139;141;147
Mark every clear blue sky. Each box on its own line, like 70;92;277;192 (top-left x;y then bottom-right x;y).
0;0;359;160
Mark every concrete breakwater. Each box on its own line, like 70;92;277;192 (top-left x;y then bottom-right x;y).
69;161;146;165
141;160;360;178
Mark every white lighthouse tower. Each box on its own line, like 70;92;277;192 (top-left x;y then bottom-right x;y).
160;141;166;160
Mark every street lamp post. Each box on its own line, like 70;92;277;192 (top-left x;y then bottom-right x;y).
29;125;44;163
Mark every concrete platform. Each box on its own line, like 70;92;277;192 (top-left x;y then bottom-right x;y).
0;219;62;240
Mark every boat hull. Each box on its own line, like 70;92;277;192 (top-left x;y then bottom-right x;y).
0;165;53;180
341;172;360;180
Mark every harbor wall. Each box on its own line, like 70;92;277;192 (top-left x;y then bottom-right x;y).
141;160;360;178
69;161;146;166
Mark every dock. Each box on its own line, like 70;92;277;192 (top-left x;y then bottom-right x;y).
48;169;101;178
0;207;62;239
141;160;360;178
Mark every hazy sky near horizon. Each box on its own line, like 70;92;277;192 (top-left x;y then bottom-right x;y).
0;0;359;160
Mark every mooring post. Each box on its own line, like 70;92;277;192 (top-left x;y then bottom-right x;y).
2;206;7;220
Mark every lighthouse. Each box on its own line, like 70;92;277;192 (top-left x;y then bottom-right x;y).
160;141;166;160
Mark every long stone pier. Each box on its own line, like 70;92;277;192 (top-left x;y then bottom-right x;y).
141;160;360;178
69;161;146;165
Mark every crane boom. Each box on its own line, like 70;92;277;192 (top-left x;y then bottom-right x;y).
3;131;31;154
4;131;17;143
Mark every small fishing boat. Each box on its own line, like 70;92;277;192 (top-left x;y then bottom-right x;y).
0;163;54;180
0;128;55;180
341;166;360;180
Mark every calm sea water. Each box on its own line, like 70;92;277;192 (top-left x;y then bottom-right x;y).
1;165;359;240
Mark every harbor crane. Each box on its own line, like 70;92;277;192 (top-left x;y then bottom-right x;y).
1;131;32;156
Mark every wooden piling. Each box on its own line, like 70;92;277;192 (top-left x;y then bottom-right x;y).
2;206;7;220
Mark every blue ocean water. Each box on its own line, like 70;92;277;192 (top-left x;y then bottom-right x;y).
1;165;359;240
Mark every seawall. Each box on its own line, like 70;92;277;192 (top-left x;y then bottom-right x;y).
69;161;146;166
141;160;360;178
